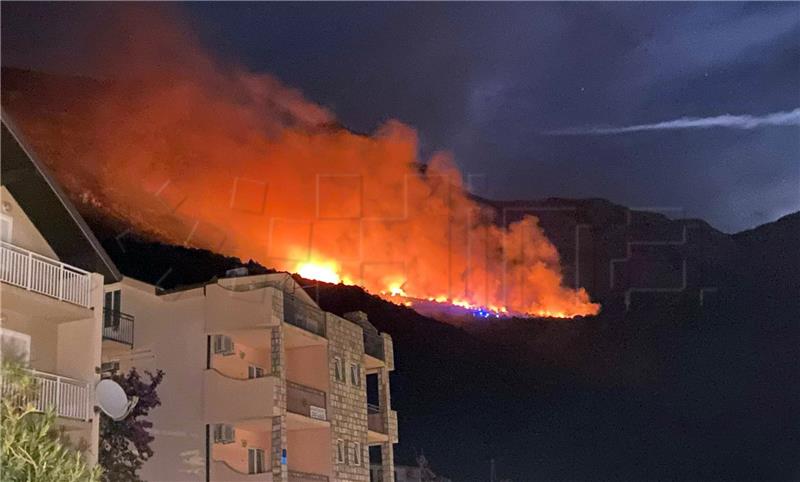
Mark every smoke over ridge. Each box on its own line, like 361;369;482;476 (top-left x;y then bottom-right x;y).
3;7;598;318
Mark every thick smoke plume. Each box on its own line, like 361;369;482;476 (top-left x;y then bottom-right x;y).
546;108;800;135
3;7;598;318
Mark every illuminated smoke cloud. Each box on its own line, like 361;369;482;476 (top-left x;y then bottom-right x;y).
3;6;599;318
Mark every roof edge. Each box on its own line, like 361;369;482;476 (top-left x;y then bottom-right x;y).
1;111;122;282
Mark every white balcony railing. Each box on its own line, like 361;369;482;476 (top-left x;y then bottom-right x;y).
0;241;91;308
1;369;92;421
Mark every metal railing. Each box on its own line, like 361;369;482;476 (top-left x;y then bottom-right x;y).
367;403;386;433
0;241;91;308
288;470;329;482
363;332;385;360
286;380;327;421
283;296;325;337
103;308;135;346
0;369;92;421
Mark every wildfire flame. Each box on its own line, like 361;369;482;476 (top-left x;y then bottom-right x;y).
296;254;590;318
1;6;600;320
295;260;343;285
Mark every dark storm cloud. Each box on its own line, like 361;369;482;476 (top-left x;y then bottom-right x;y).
2;2;798;233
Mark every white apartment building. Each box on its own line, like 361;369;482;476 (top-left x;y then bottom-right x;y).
0;118;122;463
102;272;398;482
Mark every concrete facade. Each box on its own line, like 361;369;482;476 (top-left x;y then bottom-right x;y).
101;272;398;481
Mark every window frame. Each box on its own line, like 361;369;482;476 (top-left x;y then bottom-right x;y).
247;447;265;474
213;424;235;444
248;364;266;379
334;356;344;382
213;334;234;355
0;213;12;243
351;441;362;466
350;363;361;387
336;439;345;463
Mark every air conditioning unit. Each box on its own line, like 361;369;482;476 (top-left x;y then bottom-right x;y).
101;361;121;376
212;335;234;356
225;267;249;278
213;424;236;444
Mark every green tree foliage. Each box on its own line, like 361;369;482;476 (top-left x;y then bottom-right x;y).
0;362;101;482
98;367;164;482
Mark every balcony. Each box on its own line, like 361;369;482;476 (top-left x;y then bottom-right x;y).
103;308;134;346
283;297;325;337
204;369;278;422
0;241;91;308
286;381;327;421
211;460;273;482
363;332;385;361
0;369;92;421
367;404;385;433
288;470;329;482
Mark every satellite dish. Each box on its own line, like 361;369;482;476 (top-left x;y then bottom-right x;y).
96;379;139;421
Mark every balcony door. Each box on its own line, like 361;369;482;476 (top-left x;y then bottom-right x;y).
104;290;121;328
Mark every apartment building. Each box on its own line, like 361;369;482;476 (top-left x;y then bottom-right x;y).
0;115;400;481
102;271;398;482
0;118;122;463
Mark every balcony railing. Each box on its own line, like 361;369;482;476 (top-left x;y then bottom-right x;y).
286;380;327;421
0;241;91;308
288;470;329;482
283;297;325;337
0;369;92;421
363;332;385;360
367;403;385;433
103;308;135;346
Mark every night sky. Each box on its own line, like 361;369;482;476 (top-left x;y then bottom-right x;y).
3;3;798;231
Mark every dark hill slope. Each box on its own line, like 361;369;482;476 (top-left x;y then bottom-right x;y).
101;224;800;481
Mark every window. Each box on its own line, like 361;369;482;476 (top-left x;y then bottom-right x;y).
336;439;345;463
350;441;362;466
334;357;344;382
0;214;12;242
350;363;361;387
248;448;265;474
104;290;122;328
213;424;235;444
248;365;265;379
212;335;234;355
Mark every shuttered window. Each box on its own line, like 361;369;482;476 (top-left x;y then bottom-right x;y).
350;363;361;387
213;424;235;444
334;357;344;382
336;439;345;463
212;335;234;355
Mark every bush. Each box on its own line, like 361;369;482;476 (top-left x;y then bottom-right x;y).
98;367;164;482
0;362;101;482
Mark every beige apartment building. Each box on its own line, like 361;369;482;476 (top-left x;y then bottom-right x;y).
103;273;398;482
0;118;122;463
0;114;400;481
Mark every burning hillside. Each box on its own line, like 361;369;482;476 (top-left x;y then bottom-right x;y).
1;7;598;319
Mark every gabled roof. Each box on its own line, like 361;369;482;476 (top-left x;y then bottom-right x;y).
1;114;121;282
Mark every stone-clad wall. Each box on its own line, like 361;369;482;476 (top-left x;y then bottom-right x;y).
271;289;288;482
326;313;370;481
